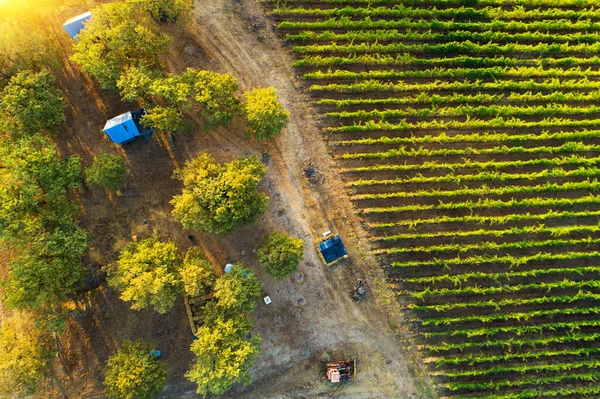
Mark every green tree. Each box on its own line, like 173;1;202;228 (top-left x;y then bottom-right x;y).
134;0;194;23
116;66;161;104
213;264;262;314
0;313;55;398
104;339;167;399
85;154;127;191
107;236;181;314
185;317;261;396
171;153;268;235
71;2;170;89
141;105;191;133
258;232;304;279
0;19;60;81
243;87;289;139
180;247;215;297
182;69;239;129
0;137;86;317
1;70;65;136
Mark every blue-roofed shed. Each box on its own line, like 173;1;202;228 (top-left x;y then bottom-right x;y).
103;108;153;145
317;234;348;266
62;12;92;40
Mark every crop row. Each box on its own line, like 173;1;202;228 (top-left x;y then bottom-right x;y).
319;91;600;108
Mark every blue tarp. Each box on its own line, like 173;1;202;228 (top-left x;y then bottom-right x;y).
62;12;92;39
318;235;348;264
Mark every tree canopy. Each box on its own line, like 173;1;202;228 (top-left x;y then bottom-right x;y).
107;236;181;314
213;264;262;314
85;154;127;191
257;232;304;279
104;339;167;399
0;313;55;398
171;153;268;235
1;70;65;137
0;19;60;82
180;247;215;297
71;2;170;89
118;67;239;132
0;137;86;317
243;87;289;140
186;317;261;396
133;0;194;23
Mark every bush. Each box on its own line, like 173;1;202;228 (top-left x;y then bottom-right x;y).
104;339;167;399
107;236;181;314
171;153;268;235
257;232;304;279
134;0;194;23
180;247;215;297
85;154;126;191
243;87;289;139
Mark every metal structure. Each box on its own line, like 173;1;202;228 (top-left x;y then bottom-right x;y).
62;12;92;39
325;359;356;383
102;108;153;145
315;232;348;266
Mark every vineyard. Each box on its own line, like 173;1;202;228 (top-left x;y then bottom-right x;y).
270;0;600;397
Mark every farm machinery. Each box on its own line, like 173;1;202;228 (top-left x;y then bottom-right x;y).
325;359;356;383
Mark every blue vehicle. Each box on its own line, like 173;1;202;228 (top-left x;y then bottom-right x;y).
62;12;92;40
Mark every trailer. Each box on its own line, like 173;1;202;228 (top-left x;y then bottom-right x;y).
102;108;153;145
62;12;92;40
326;359;356;383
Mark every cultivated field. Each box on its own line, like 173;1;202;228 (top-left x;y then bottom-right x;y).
270;0;600;398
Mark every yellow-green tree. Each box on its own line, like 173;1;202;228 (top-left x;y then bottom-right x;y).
71;2;170;89
171;153;268;235
0;313;55;398
180;247;215;297
185;316;261;396
1;70;65;137
85;154;127;191
104;339;167;399
107;236;181;314
133;0;194;23
258;232;304;279
243;87;289;139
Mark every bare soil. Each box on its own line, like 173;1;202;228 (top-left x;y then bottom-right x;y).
32;0;436;398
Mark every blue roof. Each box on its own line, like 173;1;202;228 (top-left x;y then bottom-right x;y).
318;235;347;264
103;112;132;131
63;11;92;27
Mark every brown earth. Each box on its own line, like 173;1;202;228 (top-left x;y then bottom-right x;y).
32;0;436;398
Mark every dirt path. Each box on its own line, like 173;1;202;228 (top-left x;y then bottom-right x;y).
166;0;437;398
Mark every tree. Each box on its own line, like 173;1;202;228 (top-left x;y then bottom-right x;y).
257;232;304;279
140;105;191;133
71;2;170;89
171;153;268;235
180;247;215;297
104;339;167;399
0;313;55;398
116;66;161;104
213;264;262;314
133;0;194;23
243;87;289;140
107;236;181;314
1;70;65;136
0;19;60;81
185;317;261;396
85;154;127;191
182;69;239;129
0;137;86;317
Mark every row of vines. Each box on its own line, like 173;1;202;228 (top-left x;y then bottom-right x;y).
271;0;600;397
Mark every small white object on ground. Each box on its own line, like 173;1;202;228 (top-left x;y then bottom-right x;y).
263;296;272;305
